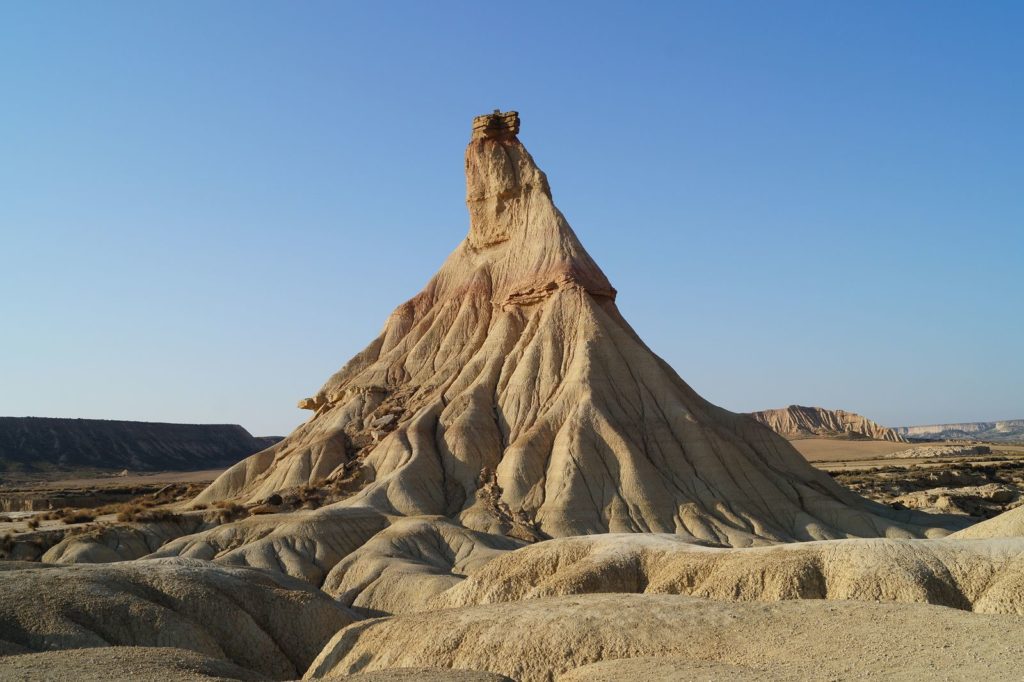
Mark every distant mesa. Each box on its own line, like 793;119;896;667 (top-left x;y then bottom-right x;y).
0;417;281;473
896;419;1024;444
748;405;906;442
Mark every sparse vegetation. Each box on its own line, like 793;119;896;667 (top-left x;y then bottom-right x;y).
135;509;181;523
211;501;248;524
115;504;145;522
297;485;323;510
39;508;70;521
62;511;97;525
112;504;181;524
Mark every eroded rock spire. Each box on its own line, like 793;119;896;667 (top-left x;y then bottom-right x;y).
192;110;962;555
471;109;520;141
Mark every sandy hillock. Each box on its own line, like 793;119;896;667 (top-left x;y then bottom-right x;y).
321;516;523;615
748;405;906;441
305;593;1024;682
187;111;957;551
0;558;354;679
0;647;264;682
341;670;514;682
555;658;785;681
952;505;1024;539
431;533;1024;615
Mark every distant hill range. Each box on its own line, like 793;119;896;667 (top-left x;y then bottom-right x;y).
0;417;282;473
748;405;906;442
895;420;1024;444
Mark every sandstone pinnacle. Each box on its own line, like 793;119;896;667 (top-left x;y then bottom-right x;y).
193;111;963;546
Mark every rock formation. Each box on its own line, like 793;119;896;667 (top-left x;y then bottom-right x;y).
881;444;991;459
192;111;958;548
0;558;354;678
431;533;1024;615
748;405;906;441
0;647;264;682
952;505;1024;539
896;419;1024;443
304;594;1024;681
0;417;280;472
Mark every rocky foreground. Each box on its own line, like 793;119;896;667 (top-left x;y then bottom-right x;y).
2;112;1022;680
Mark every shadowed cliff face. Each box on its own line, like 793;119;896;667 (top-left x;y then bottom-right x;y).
192;111;965;546
0;417;280;472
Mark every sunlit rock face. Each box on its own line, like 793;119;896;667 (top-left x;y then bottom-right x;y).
193;111;961;547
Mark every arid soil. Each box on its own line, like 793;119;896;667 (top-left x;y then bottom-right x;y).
830;459;1024;518
784;438;1024;518
791;436;1024;463
0;469;225;513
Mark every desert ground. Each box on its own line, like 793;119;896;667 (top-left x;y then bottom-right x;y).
2;111;1023;681
791;436;1024;462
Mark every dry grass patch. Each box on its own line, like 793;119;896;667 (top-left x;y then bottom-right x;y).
61;511;97;525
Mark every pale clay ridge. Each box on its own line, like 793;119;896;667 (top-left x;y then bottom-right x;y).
748;405;906;442
0;558;355;679
952;504;1024;539
188;111;962;556
0;647;512;682
321;516;524;615
314;521;1024;617
0;647;264;682
304;593;1024;682
430;533;1024;615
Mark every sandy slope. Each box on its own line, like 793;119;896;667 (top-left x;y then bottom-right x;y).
0;558;354;679
306;593;1024;681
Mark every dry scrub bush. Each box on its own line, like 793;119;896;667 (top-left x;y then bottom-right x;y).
62;511;97;525
115;504;145;522
136;509;181;523
114;504;181;524
210;501;248;524
39;509;68;521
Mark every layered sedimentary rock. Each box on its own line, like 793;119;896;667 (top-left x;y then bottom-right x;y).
748;405;906;442
896;419;1024;443
0;417;280;472
190;111;960;549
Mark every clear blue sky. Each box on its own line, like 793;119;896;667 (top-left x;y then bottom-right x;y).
1;2;1020;436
